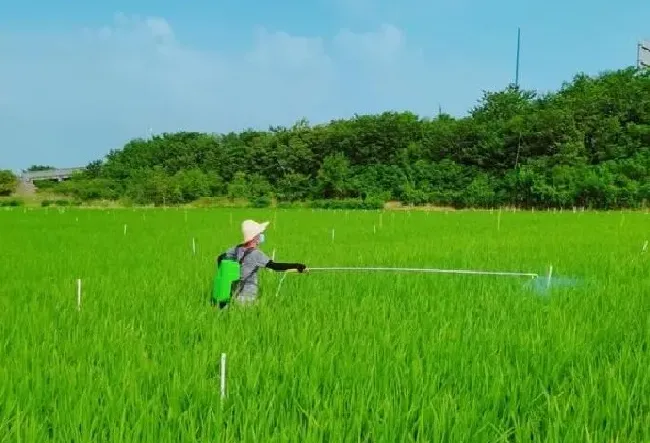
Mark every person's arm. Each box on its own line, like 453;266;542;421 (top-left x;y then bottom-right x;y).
216;252;226;266
266;261;307;272
249;249;307;273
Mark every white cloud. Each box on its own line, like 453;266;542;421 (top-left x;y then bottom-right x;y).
334;24;406;63
0;14;506;170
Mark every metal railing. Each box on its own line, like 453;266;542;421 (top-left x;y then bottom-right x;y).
21;167;85;181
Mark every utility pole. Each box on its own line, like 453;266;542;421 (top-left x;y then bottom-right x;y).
515;27;521;87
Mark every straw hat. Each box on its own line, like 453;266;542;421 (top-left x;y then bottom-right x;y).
242;219;269;243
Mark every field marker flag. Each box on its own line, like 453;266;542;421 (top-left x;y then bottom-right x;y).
77;279;81;311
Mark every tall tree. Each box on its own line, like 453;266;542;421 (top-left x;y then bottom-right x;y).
0;170;18;196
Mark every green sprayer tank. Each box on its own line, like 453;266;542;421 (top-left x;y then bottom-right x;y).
213;258;241;304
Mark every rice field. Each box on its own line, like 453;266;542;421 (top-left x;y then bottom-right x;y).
0;207;648;442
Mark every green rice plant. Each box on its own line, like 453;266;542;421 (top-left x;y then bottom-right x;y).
0;208;648;442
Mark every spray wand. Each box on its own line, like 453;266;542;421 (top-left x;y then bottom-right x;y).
274;266;539;297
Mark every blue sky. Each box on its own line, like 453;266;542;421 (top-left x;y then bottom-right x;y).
1;0;648;172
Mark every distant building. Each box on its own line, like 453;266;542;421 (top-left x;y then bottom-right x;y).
638;41;650;68
21;167;85;183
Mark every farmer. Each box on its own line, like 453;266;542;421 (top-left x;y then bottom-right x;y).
215;219;307;307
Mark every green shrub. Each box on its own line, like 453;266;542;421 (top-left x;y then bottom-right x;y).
309;199;384;210
276;201;307;209
250;196;272;208
0;198;24;207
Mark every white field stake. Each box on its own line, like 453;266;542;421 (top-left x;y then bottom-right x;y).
643;240;648;253
124;224;127;235
306;267;539;279
546;265;553;289
272;249;276;260
373;225;376;234
331;229;335;242
77;279;81;311
220;353;227;401
275;272;289;297
192;237;196;255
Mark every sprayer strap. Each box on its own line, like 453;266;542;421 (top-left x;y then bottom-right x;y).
233;246;259;288
236;246;254;265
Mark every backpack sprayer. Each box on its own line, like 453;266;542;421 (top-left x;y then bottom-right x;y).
212;247;255;305
274;266;544;297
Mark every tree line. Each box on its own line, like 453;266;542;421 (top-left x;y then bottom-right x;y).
4;67;650;209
